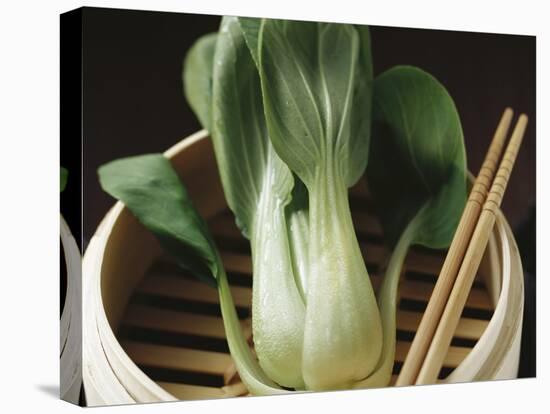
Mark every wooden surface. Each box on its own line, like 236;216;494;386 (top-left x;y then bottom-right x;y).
116;191;497;400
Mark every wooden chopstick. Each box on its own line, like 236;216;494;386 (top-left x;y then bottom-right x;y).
396;108;514;386
415;113;528;385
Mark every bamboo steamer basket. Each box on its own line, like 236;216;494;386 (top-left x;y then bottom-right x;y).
60;215;82;404
82;130;524;406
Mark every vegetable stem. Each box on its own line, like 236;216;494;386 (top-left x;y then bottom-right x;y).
217;256;289;395
302;168;382;390
287;208;309;299
354;204;427;388
250;184;306;389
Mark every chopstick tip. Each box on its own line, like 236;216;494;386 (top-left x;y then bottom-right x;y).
519;113;529;124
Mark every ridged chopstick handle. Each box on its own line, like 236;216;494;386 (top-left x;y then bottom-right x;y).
468;108;514;206
395;108;513;387
415;114;528;385
483;114;528;214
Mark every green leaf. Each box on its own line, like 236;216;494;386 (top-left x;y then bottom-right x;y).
368;65;466;249
98;154;218;286
362;65;467;387
355;24;374;83
350;24;373;175
60;167;68;192
258;20;371;187
238;17;262;67
98;153;287;395
212;16;293;237
183;32;217;131
239;16;312;299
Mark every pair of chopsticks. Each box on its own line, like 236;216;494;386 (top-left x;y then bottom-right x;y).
396;108;528;386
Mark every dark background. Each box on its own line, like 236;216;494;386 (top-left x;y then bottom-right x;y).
61;9;83;251
78;6;536;378
81;7;535;244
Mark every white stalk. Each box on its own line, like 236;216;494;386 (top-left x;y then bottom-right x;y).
250;153;306;389
302;167;382;390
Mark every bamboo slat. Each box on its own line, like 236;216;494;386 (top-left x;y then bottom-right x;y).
394;341;469;368
124;305;229;338
134;263;492;311
135;274;251;308
396;310;488;340
122;341;233;376
156;382;226;399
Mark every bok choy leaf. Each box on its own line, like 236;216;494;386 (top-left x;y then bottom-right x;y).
258;20;382;390
183;32;217;131
98;154;219;286
238;17;311;296
359;65;467;387
98;154;287;395
184;17;307;389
